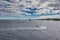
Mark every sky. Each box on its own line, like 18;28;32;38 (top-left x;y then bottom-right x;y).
0;0;60;16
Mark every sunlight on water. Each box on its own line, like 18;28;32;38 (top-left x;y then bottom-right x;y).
0;26;47;30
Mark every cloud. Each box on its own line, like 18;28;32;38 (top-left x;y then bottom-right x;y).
0;0;60;16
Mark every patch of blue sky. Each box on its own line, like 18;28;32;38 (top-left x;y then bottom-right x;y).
4;0;10;2
4;0;15;3
34;13;60;16
22;10;36;15
26;7;39;10
22;7;39;15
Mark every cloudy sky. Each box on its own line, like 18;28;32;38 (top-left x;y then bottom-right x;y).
0;0;60;16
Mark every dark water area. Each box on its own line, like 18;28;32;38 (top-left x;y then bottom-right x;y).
0;20;60;40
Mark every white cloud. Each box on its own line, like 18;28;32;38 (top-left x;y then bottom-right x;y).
0;0;60;16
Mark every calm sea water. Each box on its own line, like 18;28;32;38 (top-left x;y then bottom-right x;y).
0;20;60;40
